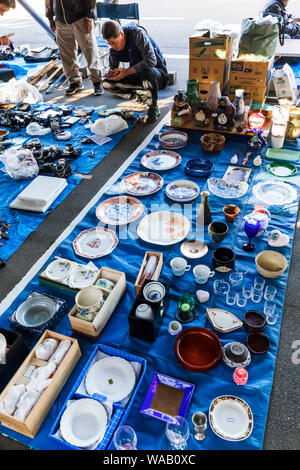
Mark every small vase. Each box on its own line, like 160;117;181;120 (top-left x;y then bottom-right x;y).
234;89;245;120
196;191;212;226
206;81;221;113
186;79;200;113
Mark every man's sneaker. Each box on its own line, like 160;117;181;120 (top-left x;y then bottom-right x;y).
65;82;84;95
135;89;148;104
93;82;104;96
145;104;160;124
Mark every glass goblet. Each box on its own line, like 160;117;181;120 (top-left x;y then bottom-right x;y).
165;416;190;450
113;425;137;450
243;217;261;252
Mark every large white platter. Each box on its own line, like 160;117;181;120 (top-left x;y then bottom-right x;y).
60;398;107;448
85;356;136;403
253;180;297;206
137;211;191;246
209;395;253;442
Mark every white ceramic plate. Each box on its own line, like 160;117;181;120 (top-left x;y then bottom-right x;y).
253;181;297;206
85;356;136;402
206;308;243;333
165;179;200;202
209;396;253;441
73;227;118;259
137;211;191;246
96;196;144;225
141;150;182;171
60;398;107;448
46;259;71;281
180;240;208;259
69;264;98;289
122;172;164;196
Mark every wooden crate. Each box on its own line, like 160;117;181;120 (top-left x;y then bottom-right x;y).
0;330;81;438
134;252;163;296
68;267;126;339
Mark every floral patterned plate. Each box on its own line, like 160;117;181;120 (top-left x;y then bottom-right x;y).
45;259;71;281
165;179;200;202
73;227;118;259
141;150;182;171
69;264;99;289
137;211;190;246
96;196;144;225
122;172;164;196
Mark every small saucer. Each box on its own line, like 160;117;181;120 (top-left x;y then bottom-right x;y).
180;240;208;259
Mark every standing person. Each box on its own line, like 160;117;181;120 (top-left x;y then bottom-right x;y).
101;20;169;124
262;0;300;38
45;0;104;95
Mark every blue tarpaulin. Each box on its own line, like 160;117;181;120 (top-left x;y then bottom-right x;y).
0;126;299;450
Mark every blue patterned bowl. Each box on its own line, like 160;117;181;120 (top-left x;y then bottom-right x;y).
185;159;214;178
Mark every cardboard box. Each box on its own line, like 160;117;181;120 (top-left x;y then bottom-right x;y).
68;267;126;339
189;59;228;85
230;58;273;87
0;330;81;438
189;33;233;60
229;84;267;103
134;251;163;295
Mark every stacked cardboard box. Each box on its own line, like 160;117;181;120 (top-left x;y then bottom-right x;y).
189;33;233;97
228;58;273;102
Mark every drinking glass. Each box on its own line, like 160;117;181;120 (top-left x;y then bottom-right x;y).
165;416;190;450
264;285;277;301
226;289;237;306
236;291;248;307
242;280;253;299
266;310;279;325
264;300;276;316
192;411;207;441
113;425;137;450
254;276;265;292
213;279;230;296
229;272;243;287
252;287;263;303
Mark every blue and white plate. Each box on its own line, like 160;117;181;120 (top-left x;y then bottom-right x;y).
165;180;200;202
141;150;181;171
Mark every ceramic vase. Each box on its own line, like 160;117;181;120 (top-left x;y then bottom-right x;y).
186;79;201;113
206;81;221;113
196;191;212;226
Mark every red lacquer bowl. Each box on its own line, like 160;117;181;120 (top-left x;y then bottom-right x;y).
174;327;222;372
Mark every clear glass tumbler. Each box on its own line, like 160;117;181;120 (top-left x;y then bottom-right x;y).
264;285;277;301
242;280;253;299
113;425;137;450
252;287;263;303
236;291;248;307
254;276;265;292
165;416;190;450
226;289;237;306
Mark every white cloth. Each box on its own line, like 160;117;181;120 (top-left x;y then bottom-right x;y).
14;390;40;421
26;361;56;392
0;384;26;415
49;340;71;366
35;338;58;361
90;116;128;137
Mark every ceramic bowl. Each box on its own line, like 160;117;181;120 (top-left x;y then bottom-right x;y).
174;327;222;372
246;332;270;354
165;179;200;202
15;296;57;328
60;398;107;448
212;247;235;273
222;342;251;368
223;205;240;223
143;281;166;303
208;221;229;244
200;133;225;152
135;303;154;321
94;278;115;294
158;130;188;149
255;250;287;278
184;159;214;178
243;310;267;333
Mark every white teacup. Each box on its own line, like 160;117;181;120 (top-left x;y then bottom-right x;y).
170;257;191;276
193;265;215;284
168;320;182;336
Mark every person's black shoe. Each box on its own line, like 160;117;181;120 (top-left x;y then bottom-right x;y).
145;104;160;124
65;82;84;95
93;82;104;96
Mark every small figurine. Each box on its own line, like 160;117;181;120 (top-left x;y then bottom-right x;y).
171;90;192;127
194;100;211;128
245;128;267;158
212;96;236;131
231;154;238;164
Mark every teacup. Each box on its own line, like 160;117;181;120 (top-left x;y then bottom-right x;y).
75;286;104;318
94;278;115;294
170;257;191;276
135;303;155;321
193;265;215;284
143;281;166;303
208;221;229;243
168;320;182;336
223;205;239;223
